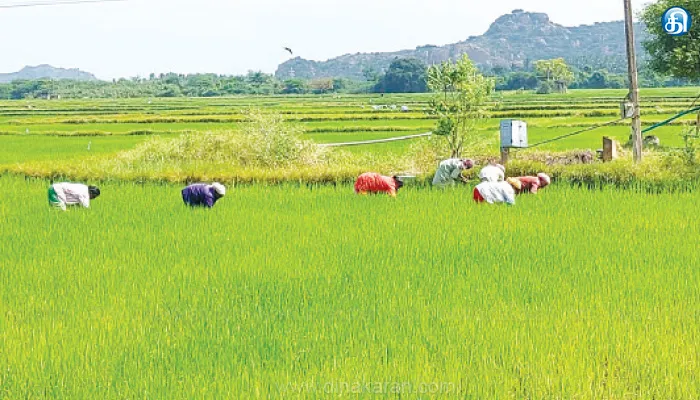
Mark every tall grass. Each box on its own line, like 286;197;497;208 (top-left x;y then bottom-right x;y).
117;111;327;170
0;176;697;398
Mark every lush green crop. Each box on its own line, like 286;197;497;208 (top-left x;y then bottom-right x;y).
0;175;697;398
0;135;156;165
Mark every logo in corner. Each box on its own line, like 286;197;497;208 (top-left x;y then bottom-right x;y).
662;7;692;36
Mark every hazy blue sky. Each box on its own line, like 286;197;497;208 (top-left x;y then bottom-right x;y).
0;0;650;79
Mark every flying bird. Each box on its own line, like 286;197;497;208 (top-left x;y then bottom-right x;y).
283;47;294;56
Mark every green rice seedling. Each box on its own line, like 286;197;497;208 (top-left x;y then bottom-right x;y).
0;176;697;398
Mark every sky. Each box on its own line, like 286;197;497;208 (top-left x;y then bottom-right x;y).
0;0;651;79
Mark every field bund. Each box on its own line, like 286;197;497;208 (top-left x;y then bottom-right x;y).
0;176;698;398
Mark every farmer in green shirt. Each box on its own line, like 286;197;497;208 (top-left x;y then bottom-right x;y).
432;158;474;187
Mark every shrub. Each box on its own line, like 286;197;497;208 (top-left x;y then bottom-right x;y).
116;111;327;169
680;126;699;166
536;81;554;95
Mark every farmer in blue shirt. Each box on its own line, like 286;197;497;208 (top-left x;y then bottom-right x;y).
182;182;226;208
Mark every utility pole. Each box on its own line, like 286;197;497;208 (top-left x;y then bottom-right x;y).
624;0;642;163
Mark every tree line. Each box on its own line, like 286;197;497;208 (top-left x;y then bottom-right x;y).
0;72;375;100
2;61;692;100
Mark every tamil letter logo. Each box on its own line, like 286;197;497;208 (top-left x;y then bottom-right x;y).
663;7;692;36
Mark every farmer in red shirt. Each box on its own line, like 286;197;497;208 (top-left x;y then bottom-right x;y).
512;173;551;194
354;173;404;197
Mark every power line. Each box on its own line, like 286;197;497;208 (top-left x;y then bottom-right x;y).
642;106;700;134
0;0;125;9
320;132;433;148
527;117;627;149
522;102;700;149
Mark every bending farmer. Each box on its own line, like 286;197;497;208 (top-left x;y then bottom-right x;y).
478;163;506;183
48;182;101;211
432;158;474;186
182;182;226;208
354;173;404;197
473;179;519;206
512;173;551;194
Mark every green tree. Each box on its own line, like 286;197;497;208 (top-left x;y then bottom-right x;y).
640;0;700;80
534;58;574;93
375;58;428;93
162;73;182;86
427;55;495;157
185;74;218;97
221;77;249;95
536;81;554;94
0;84;10;99
496;72;538;90
362;67;380;82
586;71;609;89
158;84;182;97
246;71;275;94
332;78;347;92
10;80;48;99
282;79;308;94
308;78;334;94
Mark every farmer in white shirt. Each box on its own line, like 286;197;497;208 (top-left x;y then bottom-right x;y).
48;182;101;211
478;163;506;183
473;178;521;206
432;158;474;187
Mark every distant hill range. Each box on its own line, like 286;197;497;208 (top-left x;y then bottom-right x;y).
0;64;98;83
276;10;648;80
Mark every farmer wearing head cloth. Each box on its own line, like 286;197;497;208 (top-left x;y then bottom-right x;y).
48;182;101;211
478;163;506;183
511;173;552;194
432;158;475;187
182;182;226;208
354;173;404;197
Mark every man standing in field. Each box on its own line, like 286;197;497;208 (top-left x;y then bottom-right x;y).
354;173;404;197
48;182;101;211
473;179;520;206
511;173;551;194
432;158;474;187
182;182;227;208
478;163;506;183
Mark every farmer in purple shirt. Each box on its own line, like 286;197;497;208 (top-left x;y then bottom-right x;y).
182;182;226;208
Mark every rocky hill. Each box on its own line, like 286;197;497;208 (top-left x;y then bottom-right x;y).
0;64;98;83
276;10;647;80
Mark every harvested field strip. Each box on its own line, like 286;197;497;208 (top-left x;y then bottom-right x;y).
0;130;191;137
4;109;694;126
0;115;694;137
